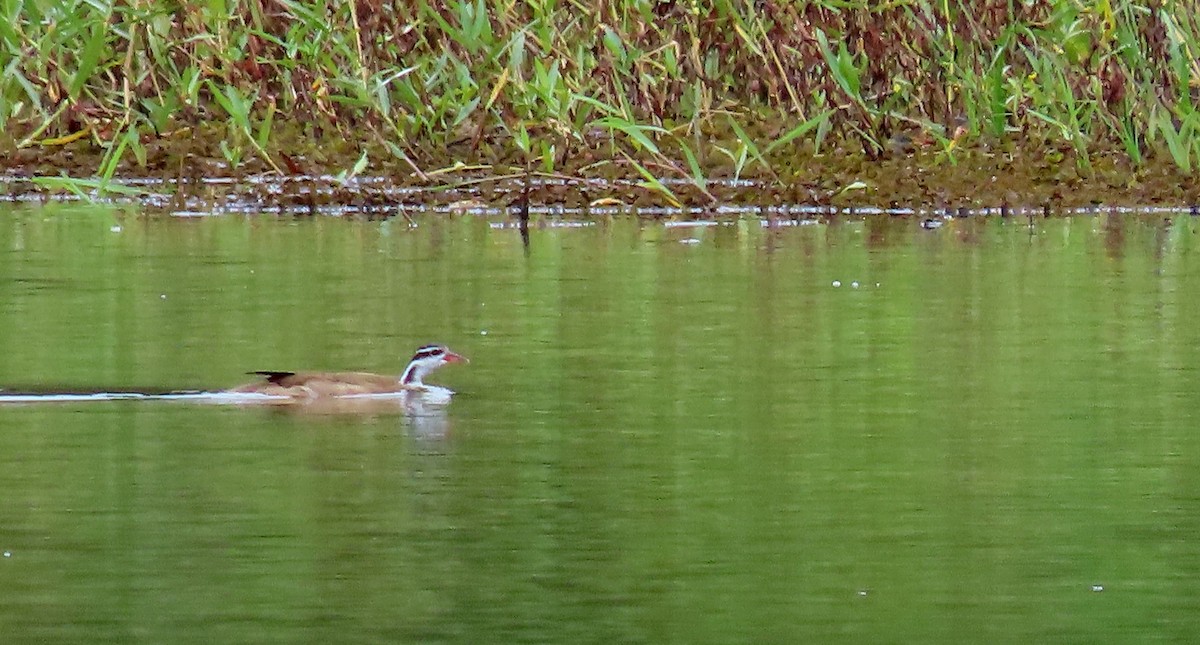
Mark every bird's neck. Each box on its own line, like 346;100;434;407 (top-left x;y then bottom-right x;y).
401;362;425;385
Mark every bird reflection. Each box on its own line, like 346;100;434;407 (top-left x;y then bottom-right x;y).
254;391;454;439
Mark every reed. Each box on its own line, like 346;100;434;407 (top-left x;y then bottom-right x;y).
2;0;1199;201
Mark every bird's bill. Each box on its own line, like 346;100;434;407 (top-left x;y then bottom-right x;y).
442;350;468;364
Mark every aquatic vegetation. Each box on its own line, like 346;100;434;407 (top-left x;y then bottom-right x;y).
2;1;1199;204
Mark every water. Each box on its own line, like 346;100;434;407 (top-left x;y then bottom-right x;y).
1;208;1199;643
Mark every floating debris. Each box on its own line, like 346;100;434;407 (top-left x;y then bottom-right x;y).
4;173;1199;221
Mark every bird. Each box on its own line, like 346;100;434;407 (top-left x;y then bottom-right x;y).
227;344;467;398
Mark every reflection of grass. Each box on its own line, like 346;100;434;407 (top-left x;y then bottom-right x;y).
3;1;1200;200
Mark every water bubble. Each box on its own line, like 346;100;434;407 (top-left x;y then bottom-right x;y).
480;330;488;336
3;551;10;558
110;225;122;233
851;281;860;288
1091;585;1104;592
832;280;841;287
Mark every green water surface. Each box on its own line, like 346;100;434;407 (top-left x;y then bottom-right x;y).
0;209;1198;643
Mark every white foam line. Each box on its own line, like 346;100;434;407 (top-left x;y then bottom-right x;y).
0;393;149;403
0;391;290;404
0;391;455;405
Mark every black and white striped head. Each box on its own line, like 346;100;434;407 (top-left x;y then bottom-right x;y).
401;344;467;386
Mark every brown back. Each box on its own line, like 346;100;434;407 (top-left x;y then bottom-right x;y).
230;371;407;396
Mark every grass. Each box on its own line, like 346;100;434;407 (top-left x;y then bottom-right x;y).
2;0;1199;203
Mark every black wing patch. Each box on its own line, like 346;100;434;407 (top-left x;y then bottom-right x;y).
248;371;297;384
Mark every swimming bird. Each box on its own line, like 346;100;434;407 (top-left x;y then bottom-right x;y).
227;344;467;398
